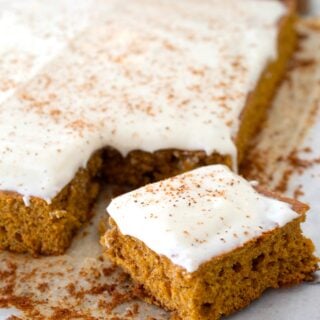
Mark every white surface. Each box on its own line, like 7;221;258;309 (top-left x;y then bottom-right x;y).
229;284;320;320
106;165;299;272
0;0;286;203
310;0;320;14
0;309;20;319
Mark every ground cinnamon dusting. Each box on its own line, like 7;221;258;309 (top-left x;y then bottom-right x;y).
0;189;168;319
287;58;315;71
293;184;305;200
275;149;320;193
0;251;164;319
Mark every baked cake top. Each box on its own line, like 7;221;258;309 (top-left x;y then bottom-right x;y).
0;0;287;203
107;165;299;272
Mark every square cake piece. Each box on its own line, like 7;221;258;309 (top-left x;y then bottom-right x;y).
0;0;296;255
102;165;318;320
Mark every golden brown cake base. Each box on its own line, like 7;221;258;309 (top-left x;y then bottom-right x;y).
0;153;103;255
103;192;318;320
0;1;297;255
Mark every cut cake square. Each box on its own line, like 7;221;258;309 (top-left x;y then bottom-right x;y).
103;165;318;320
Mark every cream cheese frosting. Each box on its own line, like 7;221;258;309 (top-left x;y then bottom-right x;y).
0;0;102;104
0;0;287;202
107;165;300;273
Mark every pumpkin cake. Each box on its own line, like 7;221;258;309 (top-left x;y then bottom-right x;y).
103;165;318;320
0;0;296;254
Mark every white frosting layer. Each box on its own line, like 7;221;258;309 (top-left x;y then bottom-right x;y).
107;165;300;273
0;0;102;103
0;0;287;202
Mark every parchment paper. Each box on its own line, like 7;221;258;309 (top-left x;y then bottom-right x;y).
0;12;320;320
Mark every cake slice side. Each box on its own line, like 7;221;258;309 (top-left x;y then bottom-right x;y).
103;196;317;320
102;164;318;320
236;1;297;163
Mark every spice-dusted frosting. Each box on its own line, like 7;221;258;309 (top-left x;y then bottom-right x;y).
0;0;286;202
0;0;102;104
107;165;299;272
